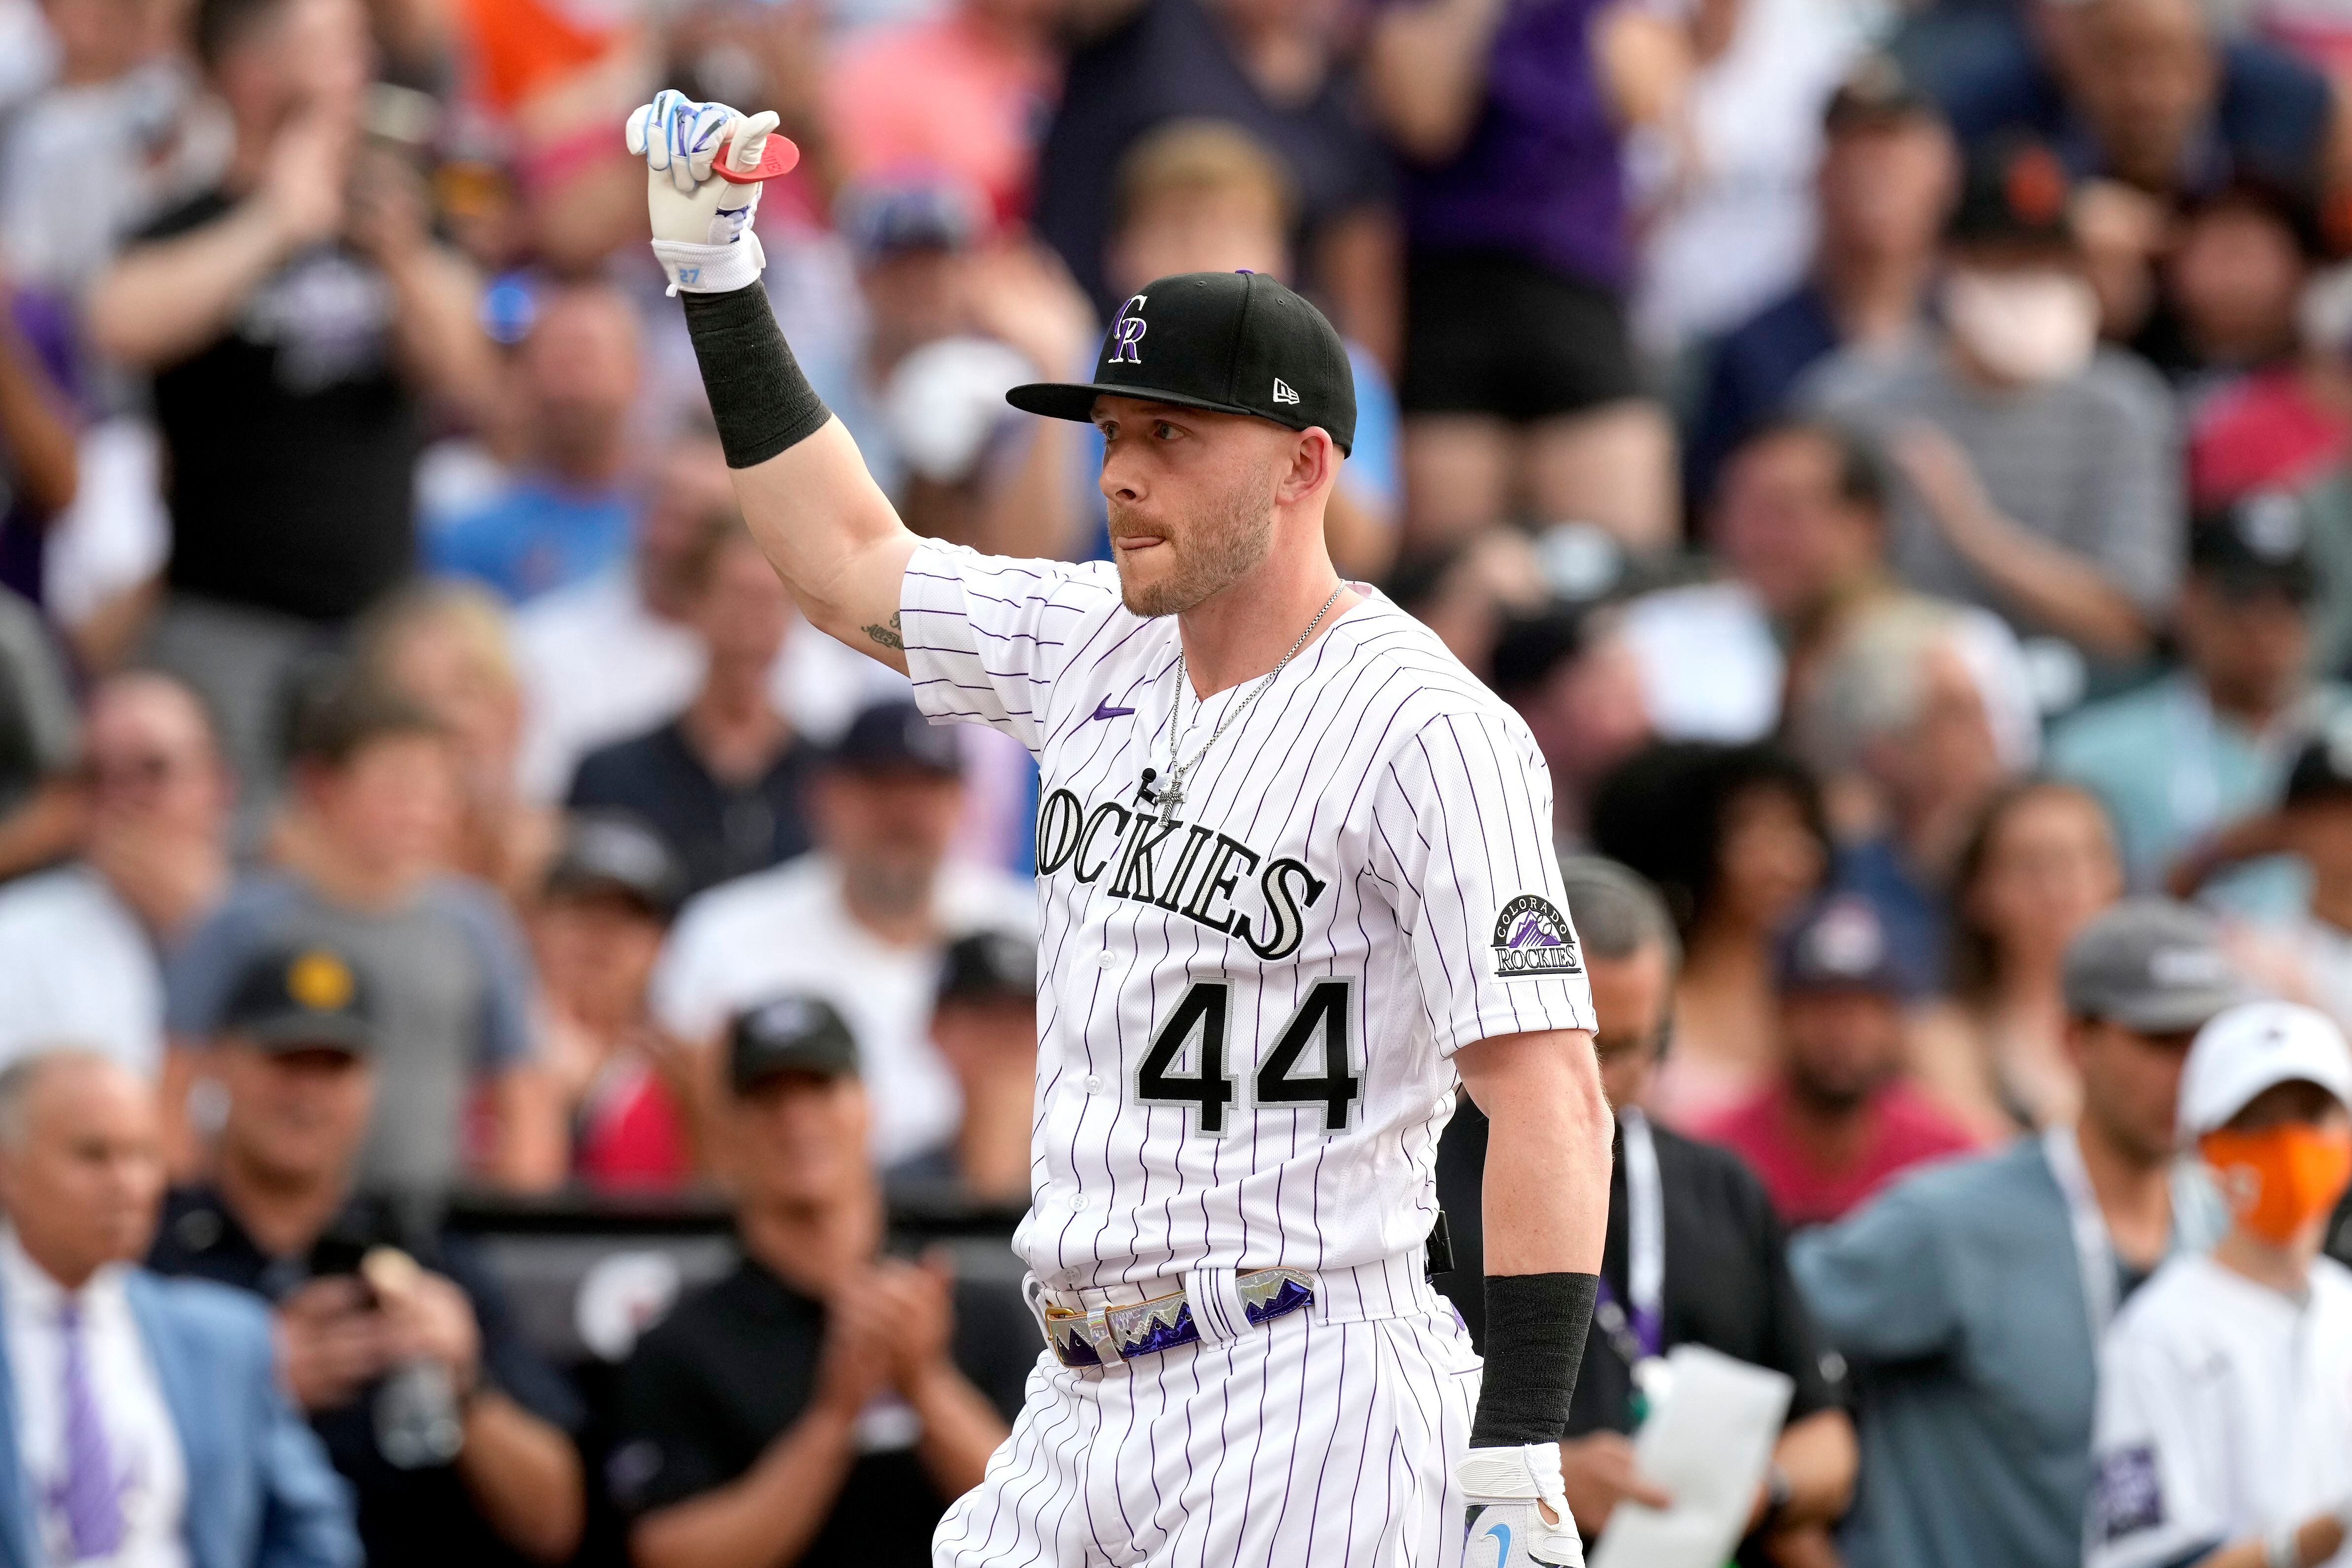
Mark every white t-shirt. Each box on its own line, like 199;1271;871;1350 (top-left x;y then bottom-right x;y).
2088;1252;2352;1568
0;865;163;1076
900;542;1596;1292
510;563;904;800
650;851;1033;1167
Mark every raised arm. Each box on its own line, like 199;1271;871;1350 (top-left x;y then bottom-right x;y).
630;92;921;673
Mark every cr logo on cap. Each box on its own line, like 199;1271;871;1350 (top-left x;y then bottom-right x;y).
1108;295;1148;365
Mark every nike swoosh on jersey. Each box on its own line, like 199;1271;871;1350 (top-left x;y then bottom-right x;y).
1090;699;1136;721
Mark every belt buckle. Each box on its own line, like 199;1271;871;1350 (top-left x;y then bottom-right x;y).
1041;1301;1121;1367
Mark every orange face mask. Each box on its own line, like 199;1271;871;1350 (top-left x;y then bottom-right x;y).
2200;1123;2352;1245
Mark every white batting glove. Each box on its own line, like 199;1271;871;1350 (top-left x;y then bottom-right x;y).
1460;1444;1586;1567
622;90;780;295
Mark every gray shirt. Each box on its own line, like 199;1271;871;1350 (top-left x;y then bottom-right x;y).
1800;337;2182;633
166;872;537;1190
0;584;75;816
1790;1137;2220;1568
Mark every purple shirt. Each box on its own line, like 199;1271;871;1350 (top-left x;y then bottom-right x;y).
1397;0;1630;292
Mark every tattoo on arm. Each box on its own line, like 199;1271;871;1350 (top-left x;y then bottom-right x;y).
863;611;904;650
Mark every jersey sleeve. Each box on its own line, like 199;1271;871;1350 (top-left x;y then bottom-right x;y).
898;539;1122;755
2086;1302;2229;1568
1368;706;1596;1056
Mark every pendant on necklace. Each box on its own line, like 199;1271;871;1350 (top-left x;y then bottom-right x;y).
1156;769;1185;825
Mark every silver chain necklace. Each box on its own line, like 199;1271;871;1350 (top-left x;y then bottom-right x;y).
1151;583;1344;825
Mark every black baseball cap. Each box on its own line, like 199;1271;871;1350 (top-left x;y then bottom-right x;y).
222;941;375;1054
828;699;964;776
937;928;1036;1006
2286;715;2352;806
1775;892;1925;1001
544;811;687;922
1008;270;1356;455
2191;490;2318;602
728;994;859;1091
1822;55;1937;134
1948;136;2075;250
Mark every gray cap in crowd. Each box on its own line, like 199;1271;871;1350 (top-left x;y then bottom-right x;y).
2062;899;2245;1032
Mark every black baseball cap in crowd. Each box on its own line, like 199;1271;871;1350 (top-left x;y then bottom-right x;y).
2191;490;2319;602
222;941;375;1054
728;994;860;1091
1775;892;1926;1001
544;810;688;922
1007;270;1356;455
937;928;1037;1007
1948;136;2076;250
829;699;964;776
1822;54;1937;135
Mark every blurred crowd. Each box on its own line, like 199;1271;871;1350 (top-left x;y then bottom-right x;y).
3;0;2352;1561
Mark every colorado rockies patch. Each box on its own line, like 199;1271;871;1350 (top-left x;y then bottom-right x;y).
2090;1445;2165;1542
1491;895;1581;979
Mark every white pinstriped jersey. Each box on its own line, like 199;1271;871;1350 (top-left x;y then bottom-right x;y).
901;540;1596;1293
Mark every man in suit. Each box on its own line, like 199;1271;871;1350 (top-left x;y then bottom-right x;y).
0;1047;357;1568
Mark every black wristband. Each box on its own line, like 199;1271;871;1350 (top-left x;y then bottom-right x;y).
1469;1271;1600;1448
680;284;831;469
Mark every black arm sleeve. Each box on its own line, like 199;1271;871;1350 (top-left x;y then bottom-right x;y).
1469;1271;1600;1448
680;285;832;469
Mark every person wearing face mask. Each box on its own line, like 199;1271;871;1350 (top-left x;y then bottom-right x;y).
1802;137;2180;670
2087;999;2352;1568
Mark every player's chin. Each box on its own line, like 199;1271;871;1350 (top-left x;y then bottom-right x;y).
1114;543;1188;619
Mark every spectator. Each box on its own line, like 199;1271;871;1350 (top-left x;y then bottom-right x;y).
148;941;587;1566
1702;890;1977;1227
0;580;84;880
359;581;559;905
1366;0;1679;552
1488;601;1654;848
2087;1000;2352;1568
87;0;494;799
165;679;558;1191
650;700;1031;1169
0;0;217;299
826;0;1062;225
1590;740;1831;1130
900;927;1035;1205
1912;779;2125;1140
1793;598;2026;986
1382;525;1550;681
1628;0;1864;362
0;672;231;1076
569;527;819;897
1036;0;1397;363
1101;119;1401;580
608;995;1030;1568
2052;492;2352;916
1941;0;2337;203
1802;136;2180;662
1685;60;1956;502
532;811;698;1191
1791;898;2240;1568
512;433;900;801
2146;180;2315;388
0;1048;359;1568
1544;859;1858;1567
427;279;642;604
2188;249;2352;513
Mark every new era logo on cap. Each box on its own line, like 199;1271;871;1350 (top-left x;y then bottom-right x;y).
1272;378;1299;404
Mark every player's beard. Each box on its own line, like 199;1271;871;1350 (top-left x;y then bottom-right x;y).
1109;472;1275;619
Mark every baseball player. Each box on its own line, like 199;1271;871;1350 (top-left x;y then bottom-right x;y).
624;93;1613;1566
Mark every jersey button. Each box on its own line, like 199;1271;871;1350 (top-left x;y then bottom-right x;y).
1085;1075;1105;1092
1094;951;1119;970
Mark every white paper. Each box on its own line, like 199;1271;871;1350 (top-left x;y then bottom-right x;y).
1589;1344;1795;1568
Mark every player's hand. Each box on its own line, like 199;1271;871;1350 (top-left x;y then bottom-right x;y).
623;90;785;293
1556;1432;1672;1536
1460;1443;1587;1567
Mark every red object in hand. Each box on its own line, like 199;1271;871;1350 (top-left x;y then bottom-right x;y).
713;131;802;184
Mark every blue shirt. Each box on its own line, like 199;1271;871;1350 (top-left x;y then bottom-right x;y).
2046;671;2351;920
1791;1138;2221;1568
1686;281;1842;507
427;477;635;604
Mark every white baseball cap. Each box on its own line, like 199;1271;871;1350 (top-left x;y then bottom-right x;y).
2179;1000;2352;1137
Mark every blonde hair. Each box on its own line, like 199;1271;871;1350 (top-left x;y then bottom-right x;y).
1114;119;1297;235
358;581;521;699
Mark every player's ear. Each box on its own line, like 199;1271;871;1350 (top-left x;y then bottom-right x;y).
1273;427;1337;506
